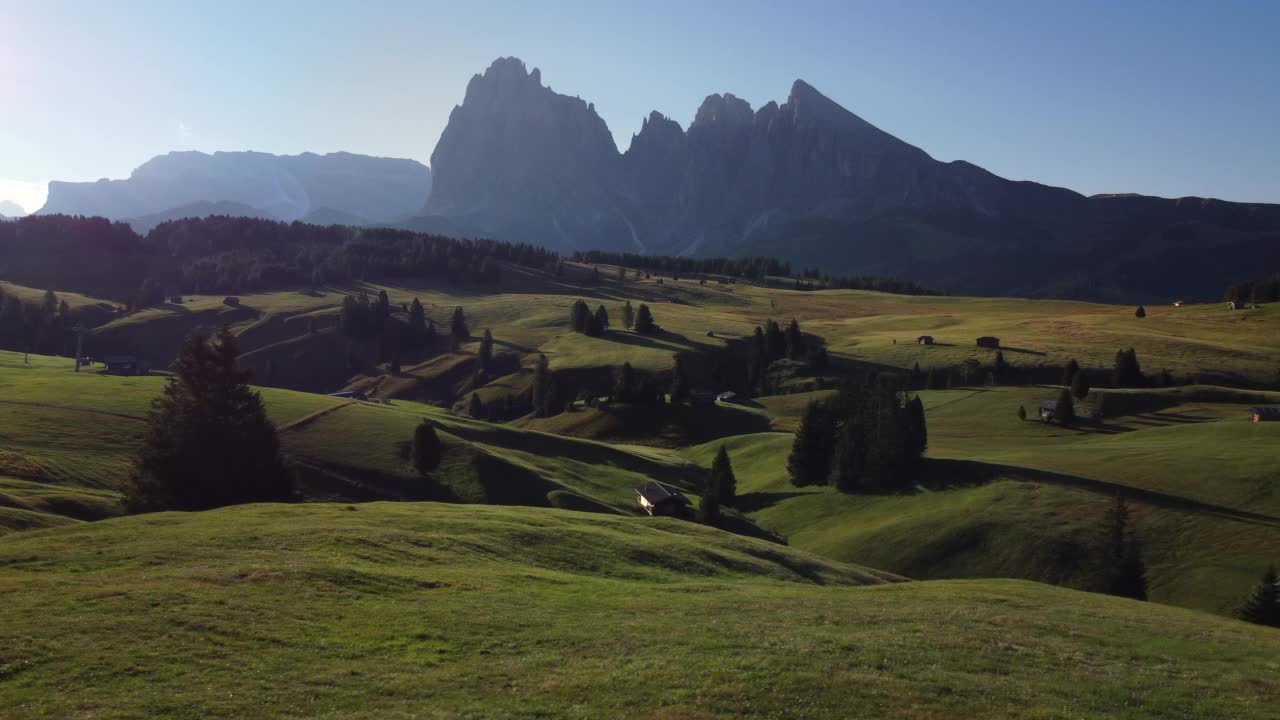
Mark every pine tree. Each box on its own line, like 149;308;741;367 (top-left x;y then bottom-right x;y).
993;350;1008;377
412;421;442;476
669;354;691;405
126;327;292;512
830;418;864;492
710;444;737;506
1237;565;1280;627
593;304;610;333
407;298;428;347
788;401;833;487
1062;359;1080;387
634;304;656;335
533;354;554;418
785;318;805;360
1055;388;1076;424
469;392;484;418
375;290;391;325
1095;495;1148;601
1071;370;1091;400
451;306;469;341
1135;305;1146;318
1017;405;1027;421
479;329;494;373
764;319;787;361
904;395;927;461
570;299;591;333
613;362;638;403
622;300;635;330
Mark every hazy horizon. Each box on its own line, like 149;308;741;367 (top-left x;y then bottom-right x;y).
2;0;1278;214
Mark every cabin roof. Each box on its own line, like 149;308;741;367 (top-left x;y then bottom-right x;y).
635;481;690;505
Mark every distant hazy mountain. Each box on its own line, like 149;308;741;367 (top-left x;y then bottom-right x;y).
418;57;1280;300
125;200;278;234
40;151;431;229
0;200;25;217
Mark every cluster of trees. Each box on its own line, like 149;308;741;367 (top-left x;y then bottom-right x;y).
127;328;292;511
794;268;942;296
570;251;787;279
0;286;75;356
788;375;927;493
1225;273;1280;305
1113;348;1144;387
612;362;666;405
569;300;610;335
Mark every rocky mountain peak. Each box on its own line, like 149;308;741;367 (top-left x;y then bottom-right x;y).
691;93;755;130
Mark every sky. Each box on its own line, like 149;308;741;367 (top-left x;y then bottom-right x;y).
1;0;1278;214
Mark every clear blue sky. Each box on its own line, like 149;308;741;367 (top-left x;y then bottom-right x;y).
2;0;1277;213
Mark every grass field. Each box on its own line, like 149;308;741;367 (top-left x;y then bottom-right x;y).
2;502;1278;719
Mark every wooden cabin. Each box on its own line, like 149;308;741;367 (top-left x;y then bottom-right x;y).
976;336;1001;349
635;482;693;519
917;335;935;345
1250;407;1280;422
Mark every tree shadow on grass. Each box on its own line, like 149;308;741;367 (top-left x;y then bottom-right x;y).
733;490;812;513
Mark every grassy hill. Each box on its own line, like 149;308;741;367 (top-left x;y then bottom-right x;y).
2;502;1277;719
692;384;1280;615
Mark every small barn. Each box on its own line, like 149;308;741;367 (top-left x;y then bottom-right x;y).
1173;300;1185;307
635;482;693;519
716;391;738;404
976;336;1001;349
1250;407;1280;422
1039;400;1059;421
917;335;935;345
103;356;144;376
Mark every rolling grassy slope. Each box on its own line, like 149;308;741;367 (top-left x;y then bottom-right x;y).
1;502;1276;719
703;385;1280;614
0;351;713;530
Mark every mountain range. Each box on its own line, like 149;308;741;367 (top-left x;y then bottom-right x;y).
38;151;432;232
31;58;1280;300
416;57;1280;300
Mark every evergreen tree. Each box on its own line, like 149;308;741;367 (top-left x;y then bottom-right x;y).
617;266;626;281
993;350;1008;377
1017;405;1027;421
788;401;833;487
1055;388;1076;424
570;299;591;333
710;444;737;506
1113;348;1144;387
126;327;291;512
407;298;429;348
593;304;610;333
764;319;787;362
1237;565;1280;627
412;421;442;476
1062;359;1080;387
669;354;691;405
622;300;635;330
479;329;494;373
533;354;555;418
469;392;484;418
1135;305;1146;318
450;306;469;341
830;418;864;492
808;346;829;371
785;318;805;360
904;395;927;461
1071;370;1091;400
634;304;656;335
613;362;638;403
1098;495;1148;601
375;289;391;325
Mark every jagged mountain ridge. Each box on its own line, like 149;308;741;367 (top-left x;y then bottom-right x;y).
418;58;1280;300
40;151;432;230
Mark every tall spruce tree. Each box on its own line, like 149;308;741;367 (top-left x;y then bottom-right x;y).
1237;565;1280;627
570;299;591;333
479;329;494;374
412;421;442;476
407;298;428;347
1098;495;1148;601
127;327;291;512
1062;359;1080;387
788;400;834;487
469;392;484;418
592;304;610;334
450;306;469;341
698;485;721;526
622;300;635;330
785;318;805;360
710;444;737;506
669;354;691;405
1135;305;1146;318
634;304;656;334
1055;388;1076;424
1071;370;1091;400
533;354;555;418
